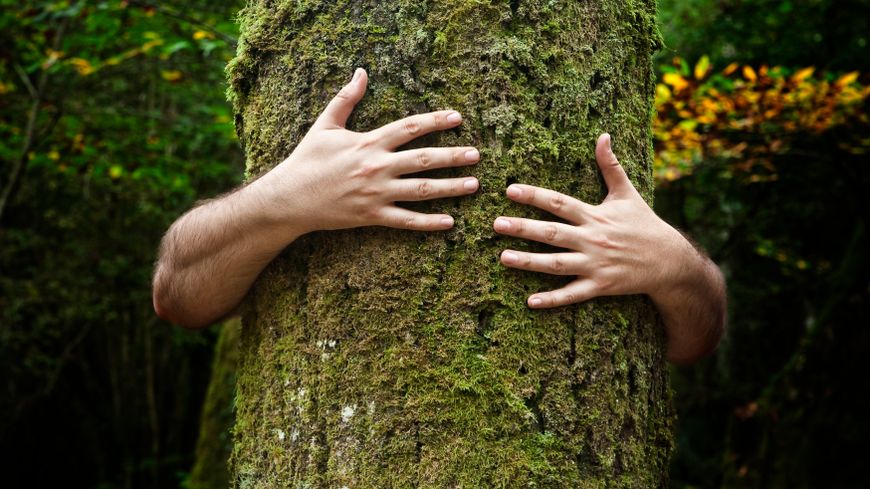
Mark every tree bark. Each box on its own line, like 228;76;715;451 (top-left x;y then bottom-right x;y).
189;319;241;489
227;1;672;487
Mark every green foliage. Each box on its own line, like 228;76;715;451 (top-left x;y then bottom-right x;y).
657;0;870;71
654;60;870;489
0;1;244;487
654;6;870;486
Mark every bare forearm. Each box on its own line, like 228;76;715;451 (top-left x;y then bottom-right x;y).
152;69;481;329
651;243;727;365
152;176;304;328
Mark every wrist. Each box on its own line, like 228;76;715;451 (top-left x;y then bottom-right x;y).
241;165;313;242
648;220;702;305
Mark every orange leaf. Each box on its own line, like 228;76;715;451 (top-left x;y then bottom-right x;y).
694;56;711;80
69;58;95;76
663;73;690;92
161;70;184;82
743;66;758;82
791;67;815;83
836;71;860;87
723;63;740;76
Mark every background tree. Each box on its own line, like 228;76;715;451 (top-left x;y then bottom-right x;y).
189;319;241;489
227;0;671;486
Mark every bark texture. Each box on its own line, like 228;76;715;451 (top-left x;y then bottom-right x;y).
228;1;673;487
189;319;241;489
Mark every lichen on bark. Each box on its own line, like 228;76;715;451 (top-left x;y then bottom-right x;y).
228;1;673;487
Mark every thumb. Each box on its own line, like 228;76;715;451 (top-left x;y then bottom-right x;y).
595;133;634;198
313;68;368;129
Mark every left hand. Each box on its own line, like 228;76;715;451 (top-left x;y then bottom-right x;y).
493;133;690;309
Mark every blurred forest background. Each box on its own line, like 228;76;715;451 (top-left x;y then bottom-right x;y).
1;1;867;488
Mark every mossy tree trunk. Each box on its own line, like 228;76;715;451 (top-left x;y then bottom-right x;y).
227;0;672;487
189;319;241;489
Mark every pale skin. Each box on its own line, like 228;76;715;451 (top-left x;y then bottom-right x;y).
153;69;725;365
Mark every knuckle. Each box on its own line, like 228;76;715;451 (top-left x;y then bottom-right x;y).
591;233;613;249
549;256;565;273
563;292;576;304
362;206;382;221
433;113;444;127
522;253;533;266
608;154;621;167
592;272;614;292
358;185;380;197
549;194;565;211
403;119;421;136
334;89;352;102
544;225;559;242
355;161;383;177
403;215;416;229
417;181;432;198
357;133;378;150
591;212;610;225
526;187;536;202
418;150;431;168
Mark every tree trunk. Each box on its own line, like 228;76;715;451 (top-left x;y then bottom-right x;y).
189;319;241;489
227;1;672;487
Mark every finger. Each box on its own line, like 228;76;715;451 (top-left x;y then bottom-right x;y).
500;250;591;276
313;68;368;129
595;133;634;197
369;110;463;150
493;217;580;249
528;279;599;309
390;177;479;202
378;206;455;231
505;184;593;224
389;147;480;176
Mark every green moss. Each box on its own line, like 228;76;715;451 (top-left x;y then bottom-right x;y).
189;319;242;489
229;0;672;487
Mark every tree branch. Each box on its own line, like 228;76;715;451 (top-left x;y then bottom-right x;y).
0;22;67;224
13;63;37;99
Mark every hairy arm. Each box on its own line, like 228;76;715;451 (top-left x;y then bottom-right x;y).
153;69;481;328
152;178;304;329
493;134;726;364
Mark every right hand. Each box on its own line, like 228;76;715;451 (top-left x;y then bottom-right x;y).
255;68;480;236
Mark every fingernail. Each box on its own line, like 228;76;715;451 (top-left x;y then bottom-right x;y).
463;178;479;191
352;68;363;82
440;216;454;227
494;218;511;231
446;112;462;124
502;251;518;264
529;297;543;307
465;149;480;162
506;185;521;199
605;133;613;152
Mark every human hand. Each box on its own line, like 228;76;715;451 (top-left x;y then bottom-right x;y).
493;134;691;309
256;68;480;237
